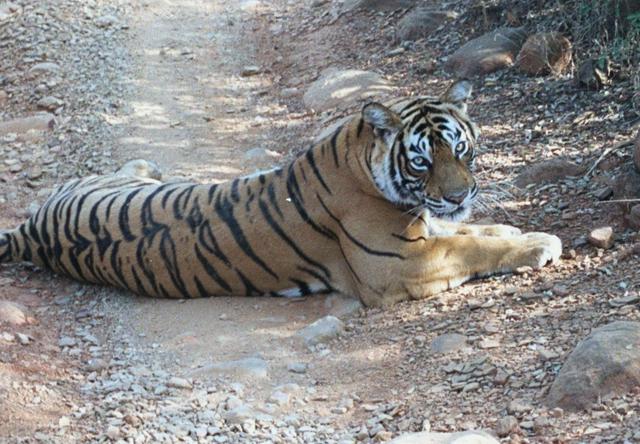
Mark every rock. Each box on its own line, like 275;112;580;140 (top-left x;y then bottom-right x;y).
116;159;162;180
58;416;71;428
0;300;28;325
303;67;392;112
588;226;614;249
388;430;500;444
243;147;281;165
224;405;257;425
577;57;618;90
478;338;500;349
627;205;640;230
506;399;533;416
396;9;457;42
16;333;30;345
0;90;7;105
95;14;118;28
547;321;640;411
516;32;572;76
58;336;76;347
297;315;344;346
342;0;417;12
0;114;55;135
106;425;121;440
430;333;467;354
444;27;527;77
634;129;640;173
37;96;64;111
495;416;519;437
325;294;363;319
194;357;268;379
268;390;290;407
240;66;263;77
167;376;192;389
612;166;640;199
287;362;308;374
29;62;62;76
514;159;583;188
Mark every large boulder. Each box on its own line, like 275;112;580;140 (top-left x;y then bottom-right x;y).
444;27;527;77
514;158;583;188
396;8;458;42
303;67;392;112
547;321;640;411
389;431;499;444
516;32;572;76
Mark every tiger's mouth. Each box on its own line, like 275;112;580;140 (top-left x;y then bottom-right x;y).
431;204;472;222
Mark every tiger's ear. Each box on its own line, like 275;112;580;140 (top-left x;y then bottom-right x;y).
362;102;402;146
441;79;473;105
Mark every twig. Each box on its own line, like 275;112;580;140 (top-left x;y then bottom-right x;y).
596;198;640;204
583;140;635;179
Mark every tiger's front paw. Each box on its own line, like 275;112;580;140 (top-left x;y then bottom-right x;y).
507;232;562;270
479;224;522;237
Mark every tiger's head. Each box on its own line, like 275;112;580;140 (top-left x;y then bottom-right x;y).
361;80;479;221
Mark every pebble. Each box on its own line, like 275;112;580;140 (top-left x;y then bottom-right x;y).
297;315;344;346
507;399;533;416
240;66;263;77
430;333;468;354
588;226;614;249
16;333;30;345
167;376;192;389
287;362;308;373
495;415;519;437
0;300;28;325
58;336;77;347
36;96;64;111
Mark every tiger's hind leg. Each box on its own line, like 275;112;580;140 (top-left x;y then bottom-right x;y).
115;159;163;180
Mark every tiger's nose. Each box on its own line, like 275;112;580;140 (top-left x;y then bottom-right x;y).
444;190;468;205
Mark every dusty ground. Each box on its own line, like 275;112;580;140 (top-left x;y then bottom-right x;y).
1;0;640;443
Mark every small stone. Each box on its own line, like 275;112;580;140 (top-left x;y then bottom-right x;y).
478;338;500;349
627;205;640;230
287;362;308;374
37;96;64;111
538;347;560;361
58;336;76;347
462;382;480;392
86;358;107;371
1;332;15;342
595;187;613;201
16;333;30;345
0;300;28;325
106;426;121;440
95;15;118;28
430;333;467;354
268;391;290;407
495;416;519;437
240;66;263;77
507;399;533;416
533;416;550;433
58;416;71;428
224;405;257;425
167;376;192;389
297;315;344;346
29;62;61;76
608;294;640;307
588;226;614;249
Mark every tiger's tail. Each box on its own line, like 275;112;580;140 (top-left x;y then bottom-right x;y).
0;229;21;264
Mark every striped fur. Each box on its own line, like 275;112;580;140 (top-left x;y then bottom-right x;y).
0;81;562;306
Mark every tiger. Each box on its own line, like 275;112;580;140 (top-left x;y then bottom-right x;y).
0;80;562;307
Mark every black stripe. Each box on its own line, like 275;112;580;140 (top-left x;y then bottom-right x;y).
258;199;331;280
214;194;278;280
194;244;232;292
286;165;335;240
356;118;365;137
305;149;332;195
330;127;341;167
230;179;241;203
317;194;405;259
119;188;143;241
267;183;283;219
